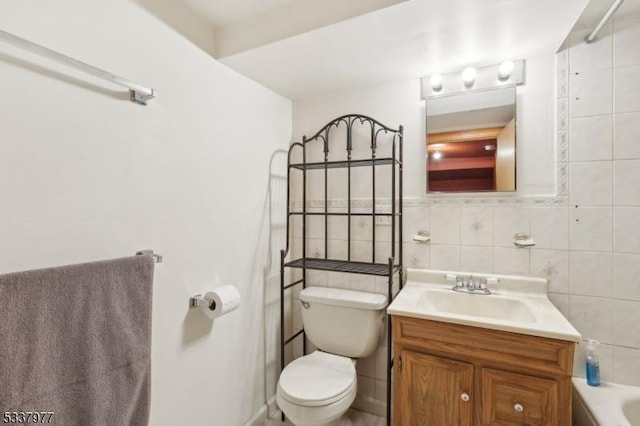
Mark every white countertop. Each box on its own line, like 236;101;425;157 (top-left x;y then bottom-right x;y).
387;268;581;342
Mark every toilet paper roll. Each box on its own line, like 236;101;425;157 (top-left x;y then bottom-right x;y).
202;285;241;319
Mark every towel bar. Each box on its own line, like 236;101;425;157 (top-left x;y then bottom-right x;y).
0;29;156;105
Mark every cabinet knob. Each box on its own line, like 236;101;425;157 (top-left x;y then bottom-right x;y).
514;403;524;413
460;392;470;402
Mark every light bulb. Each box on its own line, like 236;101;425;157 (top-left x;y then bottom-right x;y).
432;151;442;160
462;67;476;87
498;60;515;80
430;74;443;91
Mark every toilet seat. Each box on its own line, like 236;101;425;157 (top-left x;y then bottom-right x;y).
278;351;356;407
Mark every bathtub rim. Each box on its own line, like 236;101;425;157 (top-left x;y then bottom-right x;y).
572;377;640;426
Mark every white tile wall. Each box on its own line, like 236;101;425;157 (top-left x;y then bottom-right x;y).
327;214;348;240
614;65;640;113
530;207;569;249
460;245;494;273
613;299;640;348
530;249;569;293
570;25;612;73
569;251;613;297
430;245;461;270
403;242;430;268
614;18;640;67
493;206;529;247
460;207;494;246
548;293;570;318
351;240;372;262
350;274;375;292
614;207;640;253
403;205;429;242
614;159;640;205
614;112;640;159
613;253;640;300
430;206;460;244
569;207;613;251
570;115;612;161
327;271;350;289
569;295;614;344
566;16;640;386
493;247;529;275
570;68;613;117
613;346;640;385
570;161;612;205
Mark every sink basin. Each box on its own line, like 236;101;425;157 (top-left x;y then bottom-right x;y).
387;268;581;341
418;289;537;323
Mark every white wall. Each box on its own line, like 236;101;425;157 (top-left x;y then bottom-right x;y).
0;1;291;425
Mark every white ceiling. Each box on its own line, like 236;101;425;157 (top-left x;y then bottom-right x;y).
173;0;615;100
182;0;297;27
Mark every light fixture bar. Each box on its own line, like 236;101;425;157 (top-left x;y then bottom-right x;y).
585;0;624;44
421;59;524;99
0;29;156;105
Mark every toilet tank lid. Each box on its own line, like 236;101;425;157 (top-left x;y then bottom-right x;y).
300;287;387;310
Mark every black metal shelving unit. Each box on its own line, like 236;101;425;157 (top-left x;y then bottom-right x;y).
279;114;403;426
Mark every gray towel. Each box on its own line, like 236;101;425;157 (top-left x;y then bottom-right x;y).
0;255;154;426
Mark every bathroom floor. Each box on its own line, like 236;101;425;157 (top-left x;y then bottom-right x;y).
265;409;386;426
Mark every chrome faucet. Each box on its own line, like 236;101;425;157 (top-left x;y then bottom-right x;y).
450;274;491;295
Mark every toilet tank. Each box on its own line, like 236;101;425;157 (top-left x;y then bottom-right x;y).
299;287;387;358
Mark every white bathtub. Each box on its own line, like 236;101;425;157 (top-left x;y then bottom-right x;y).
573;377;640;426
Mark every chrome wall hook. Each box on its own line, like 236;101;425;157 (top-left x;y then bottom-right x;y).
136;250;163;263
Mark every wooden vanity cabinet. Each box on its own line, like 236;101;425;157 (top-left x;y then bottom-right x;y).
399;349;474;425
392;316;575;426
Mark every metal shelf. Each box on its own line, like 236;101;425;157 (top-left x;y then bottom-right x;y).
288;212;400;217
290;157;399;170
279;114;403;426
285;257;400;276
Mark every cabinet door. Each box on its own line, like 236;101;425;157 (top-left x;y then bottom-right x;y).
482;368;559;426
399;349;473;426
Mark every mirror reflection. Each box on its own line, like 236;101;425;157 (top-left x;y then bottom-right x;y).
426;86;516;193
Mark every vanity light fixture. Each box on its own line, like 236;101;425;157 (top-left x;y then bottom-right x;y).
422;60;524;98
430;74;443;91
461;67;476;87
498;60;515;80
432;151;442;160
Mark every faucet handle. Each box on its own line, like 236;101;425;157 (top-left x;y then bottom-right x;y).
446;273;465;288
478;277;488;290
455;275;465;288
462;275;473;288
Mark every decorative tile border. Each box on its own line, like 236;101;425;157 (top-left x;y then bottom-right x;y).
557;97;569;131
557;130;569;163
556;163;569;196
292;195;569;209
556;49;569;99
556;46;570;197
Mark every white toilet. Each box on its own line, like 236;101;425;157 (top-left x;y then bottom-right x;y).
276;286;387;426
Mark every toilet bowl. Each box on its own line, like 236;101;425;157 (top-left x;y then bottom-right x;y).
276;287;387;426
276;351;356;426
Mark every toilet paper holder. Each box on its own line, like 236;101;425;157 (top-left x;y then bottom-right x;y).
189;294;215;310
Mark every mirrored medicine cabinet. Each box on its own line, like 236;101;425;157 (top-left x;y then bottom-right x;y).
426;86;517;193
